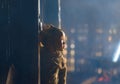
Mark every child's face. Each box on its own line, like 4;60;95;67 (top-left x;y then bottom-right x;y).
58;32;67;51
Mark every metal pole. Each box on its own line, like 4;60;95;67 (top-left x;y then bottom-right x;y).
38;0;41;84
58;0;61;29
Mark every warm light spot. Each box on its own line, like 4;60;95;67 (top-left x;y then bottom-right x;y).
95;52;102;57
108;36;112;42
96;28;103;34
97;68;102;74
70;58;75;63
70;43;75;49
70;50;75;56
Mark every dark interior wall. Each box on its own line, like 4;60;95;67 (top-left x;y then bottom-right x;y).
0;0;38;84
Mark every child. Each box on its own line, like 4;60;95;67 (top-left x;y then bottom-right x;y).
40;24;67;84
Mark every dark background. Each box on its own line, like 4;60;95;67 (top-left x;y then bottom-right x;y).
0;0;38;84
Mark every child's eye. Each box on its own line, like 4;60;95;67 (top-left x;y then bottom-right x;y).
61;40;66;44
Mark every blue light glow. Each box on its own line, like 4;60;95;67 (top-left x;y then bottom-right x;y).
113;42;120;62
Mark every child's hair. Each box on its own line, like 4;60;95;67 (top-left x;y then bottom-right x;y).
39;24;64;50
